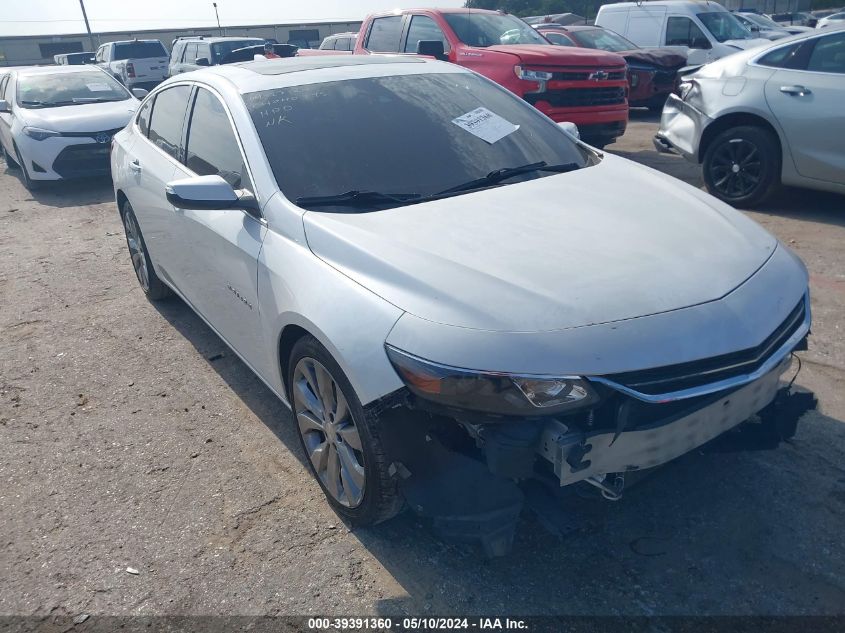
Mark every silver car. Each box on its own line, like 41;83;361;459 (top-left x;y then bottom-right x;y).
112;57;810;541
656;28;845;206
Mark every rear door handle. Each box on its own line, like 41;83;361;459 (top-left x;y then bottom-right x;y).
129;160;142;173
780;85;812;96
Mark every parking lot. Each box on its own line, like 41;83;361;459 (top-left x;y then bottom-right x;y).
1;111;844;618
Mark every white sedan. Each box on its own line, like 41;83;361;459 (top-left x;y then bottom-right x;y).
656;28;845;206
111;57;810;542
0;66;143;189
816;12;845;28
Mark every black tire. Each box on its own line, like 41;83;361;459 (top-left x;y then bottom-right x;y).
584;139;608;150
14;144;40;190
120;200;172;301
2;143;18;169
703;125;780;208
287;335;403;526
648;102;665;114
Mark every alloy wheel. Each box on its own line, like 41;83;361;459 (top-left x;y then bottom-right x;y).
708;138;762;199
292;357;366;508
123;211;150;291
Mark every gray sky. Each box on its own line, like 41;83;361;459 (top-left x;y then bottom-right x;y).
1;0;466;37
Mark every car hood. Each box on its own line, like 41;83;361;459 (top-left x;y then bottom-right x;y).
303;154;777;333
621;48;687;68
486;44;626;67
724;37;772;50
19;99;138;132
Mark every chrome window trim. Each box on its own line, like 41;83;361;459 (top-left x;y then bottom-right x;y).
590;292;810;403
133;80;265;221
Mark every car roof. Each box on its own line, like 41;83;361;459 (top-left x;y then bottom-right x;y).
172;55;465;95
601;0;728;10
537;24;595;31
181;36;265;43
234;55;426;76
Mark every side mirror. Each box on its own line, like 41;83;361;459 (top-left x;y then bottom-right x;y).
131;88;149;99
165;175;259;213
195;57;211;66
416;40;448;61
0;99;10;114
557;121;580;140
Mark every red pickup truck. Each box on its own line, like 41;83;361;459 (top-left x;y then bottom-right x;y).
350;8;630;147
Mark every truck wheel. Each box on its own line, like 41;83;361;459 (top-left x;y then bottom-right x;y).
703;125;780;208
288;335;403;526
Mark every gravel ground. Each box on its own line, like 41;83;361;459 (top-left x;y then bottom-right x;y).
1;111;844;620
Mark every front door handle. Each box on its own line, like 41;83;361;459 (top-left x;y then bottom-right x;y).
129;160;142;173
780;85;812;96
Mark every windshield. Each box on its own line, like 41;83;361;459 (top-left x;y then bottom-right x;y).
17;71;129;108
443;13;549;47
211;39;264;63
697;12;752;42
568;28;637;52
244;72;588;211
113;41;167;60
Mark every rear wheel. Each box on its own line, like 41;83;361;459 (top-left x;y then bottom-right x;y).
288;336;402;526
121;200;171;300
703;125;780;208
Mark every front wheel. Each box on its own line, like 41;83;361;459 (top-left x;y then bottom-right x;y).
14;144;39;190
2;143;18;169
288;336;402;526
702;125;780;208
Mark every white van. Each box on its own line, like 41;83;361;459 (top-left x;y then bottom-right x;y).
595;0;771;65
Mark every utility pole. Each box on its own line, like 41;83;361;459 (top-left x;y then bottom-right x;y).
78;0;97;48
213;2;223;36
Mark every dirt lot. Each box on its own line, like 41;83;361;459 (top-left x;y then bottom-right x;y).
1;111;844;620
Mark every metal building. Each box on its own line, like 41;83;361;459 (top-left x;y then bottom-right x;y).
0;21;362;67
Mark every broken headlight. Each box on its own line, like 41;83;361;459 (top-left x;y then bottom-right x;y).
385;345;598;416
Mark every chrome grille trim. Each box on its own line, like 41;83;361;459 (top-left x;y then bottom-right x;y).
589;293;810;404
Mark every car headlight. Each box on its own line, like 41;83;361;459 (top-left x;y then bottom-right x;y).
23;126;61;141
386;345;599;416
514;65;553;82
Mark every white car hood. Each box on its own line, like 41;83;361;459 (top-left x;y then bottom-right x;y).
19;99;138;133
303;154;777;333
724;37;772;50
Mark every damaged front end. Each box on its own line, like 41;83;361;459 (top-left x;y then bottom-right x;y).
374;296;815;556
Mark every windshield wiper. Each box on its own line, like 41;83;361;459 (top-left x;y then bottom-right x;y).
437;161;581;195
295;190;423;208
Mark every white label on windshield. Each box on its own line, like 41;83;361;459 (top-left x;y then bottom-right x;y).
86;83;112;92
452;107;519;144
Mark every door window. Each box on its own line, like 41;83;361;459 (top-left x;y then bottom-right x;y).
147;85;191;160
366;16;403;52
136;98;152;136
666;17;711;49
0;76;10;101
543;32;576;46
404;15;449;53
185;88;252;191
197;44;211;62
807;32;845;74
184;43;198;63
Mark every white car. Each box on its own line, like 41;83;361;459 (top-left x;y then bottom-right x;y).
817;12;845;28
656;29;845;206
596;0;772;65
0;66;142;189
111;57;810;545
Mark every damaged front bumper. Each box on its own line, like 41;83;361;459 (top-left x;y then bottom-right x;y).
538;356;787;487
654;94;713;162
